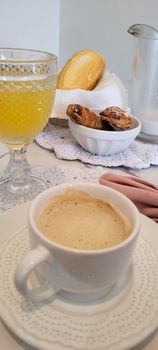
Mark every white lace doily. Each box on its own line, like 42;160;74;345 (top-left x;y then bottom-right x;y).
35;125;158;169
31;164;105;186
0;165;105;186
0;165;108;213
0;225;158;350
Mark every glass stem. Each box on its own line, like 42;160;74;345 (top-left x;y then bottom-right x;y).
7;146;30;188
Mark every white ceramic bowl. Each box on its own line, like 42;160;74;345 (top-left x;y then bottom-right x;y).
68;115;141;156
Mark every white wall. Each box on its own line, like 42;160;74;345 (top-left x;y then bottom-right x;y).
1;0;158;91
59;0;158;89
0;0;60;55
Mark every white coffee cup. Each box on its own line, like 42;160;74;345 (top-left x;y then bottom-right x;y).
15;182;140;302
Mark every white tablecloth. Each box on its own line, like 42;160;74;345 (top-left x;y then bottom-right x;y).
0;141;158;350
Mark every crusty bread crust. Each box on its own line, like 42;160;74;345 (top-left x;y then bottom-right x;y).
57;50;105;90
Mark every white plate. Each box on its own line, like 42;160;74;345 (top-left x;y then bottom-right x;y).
0;215;158;350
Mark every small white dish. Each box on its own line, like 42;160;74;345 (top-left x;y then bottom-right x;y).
68;115;141;156
0;215;158;350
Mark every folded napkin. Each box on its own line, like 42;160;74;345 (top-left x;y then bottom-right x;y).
52;70;128;119
99;173;158;223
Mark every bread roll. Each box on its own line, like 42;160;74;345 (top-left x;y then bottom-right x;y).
57;49;105;90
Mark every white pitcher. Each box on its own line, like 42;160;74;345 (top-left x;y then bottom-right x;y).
128;23;158;138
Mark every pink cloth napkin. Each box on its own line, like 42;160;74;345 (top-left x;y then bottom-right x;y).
99;173;158;223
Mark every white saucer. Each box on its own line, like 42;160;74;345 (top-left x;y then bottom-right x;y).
0;218;158;350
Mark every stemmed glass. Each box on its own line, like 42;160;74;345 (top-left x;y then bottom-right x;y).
0;48;58;210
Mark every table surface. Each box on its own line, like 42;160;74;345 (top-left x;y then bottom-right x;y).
0;141;158;350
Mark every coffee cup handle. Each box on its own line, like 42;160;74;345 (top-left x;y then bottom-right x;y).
15;245;58;302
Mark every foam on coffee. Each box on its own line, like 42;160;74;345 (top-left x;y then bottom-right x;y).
37;189;131;250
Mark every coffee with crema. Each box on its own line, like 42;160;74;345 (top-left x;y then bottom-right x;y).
37;189;131;250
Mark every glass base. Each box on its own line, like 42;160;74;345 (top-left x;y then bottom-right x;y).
137;132;158;143
0;175;48;212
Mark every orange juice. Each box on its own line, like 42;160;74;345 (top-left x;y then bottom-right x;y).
0;79;56;147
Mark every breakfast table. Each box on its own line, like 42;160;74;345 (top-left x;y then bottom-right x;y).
0;136;158;350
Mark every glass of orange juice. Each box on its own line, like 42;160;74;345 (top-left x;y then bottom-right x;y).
0;48;58;210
